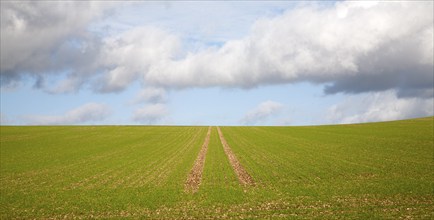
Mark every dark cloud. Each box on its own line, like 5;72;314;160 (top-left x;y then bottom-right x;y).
324;32;433;98
324;66;433;98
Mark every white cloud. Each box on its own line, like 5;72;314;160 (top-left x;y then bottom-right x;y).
276;117;292;126
144;1;432;98
0;1;116;87
241;101;284;125
95;26;181;93
106;1;298;46
47;76;85;94
132;103;168;124
326;90;434;124
0;112;12;125
24;103;111;125
132;87;167;104
1;1;432;100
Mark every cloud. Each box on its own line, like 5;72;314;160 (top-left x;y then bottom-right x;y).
132;87;167;104
326;90;434;124
94;26;181;93
0;112;12;125
132;103;168;124
0;1;116;88
1;1;432;99
24;103;111;125
145;1;433;98
276;117;292;126
241;101;284;125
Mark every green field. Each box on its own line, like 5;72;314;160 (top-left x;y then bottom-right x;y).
1;117;433;219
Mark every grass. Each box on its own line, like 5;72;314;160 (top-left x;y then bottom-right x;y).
1;117;433;219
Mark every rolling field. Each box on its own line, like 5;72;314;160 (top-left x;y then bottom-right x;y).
1;117;433;219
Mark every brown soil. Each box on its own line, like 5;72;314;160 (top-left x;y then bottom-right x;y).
217;127;254;186
184;126;212;193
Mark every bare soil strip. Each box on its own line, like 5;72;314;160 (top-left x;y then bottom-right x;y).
185;126;212;193
217;127;255;186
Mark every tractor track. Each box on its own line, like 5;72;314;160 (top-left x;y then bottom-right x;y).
217;127;254;186
184;126;212;193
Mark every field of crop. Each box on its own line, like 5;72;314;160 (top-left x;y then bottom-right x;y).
1;117;433;219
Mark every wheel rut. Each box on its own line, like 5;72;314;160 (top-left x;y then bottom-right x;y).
185;126;211;193
217;127;255;186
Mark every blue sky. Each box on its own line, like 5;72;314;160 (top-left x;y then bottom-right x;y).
1;1;433;125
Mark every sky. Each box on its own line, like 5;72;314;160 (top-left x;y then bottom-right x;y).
0;1;433;126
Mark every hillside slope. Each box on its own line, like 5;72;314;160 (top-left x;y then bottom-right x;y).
1;117;433;219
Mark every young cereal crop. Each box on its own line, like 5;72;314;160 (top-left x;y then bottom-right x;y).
1;117;433;219
0;126;208;218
